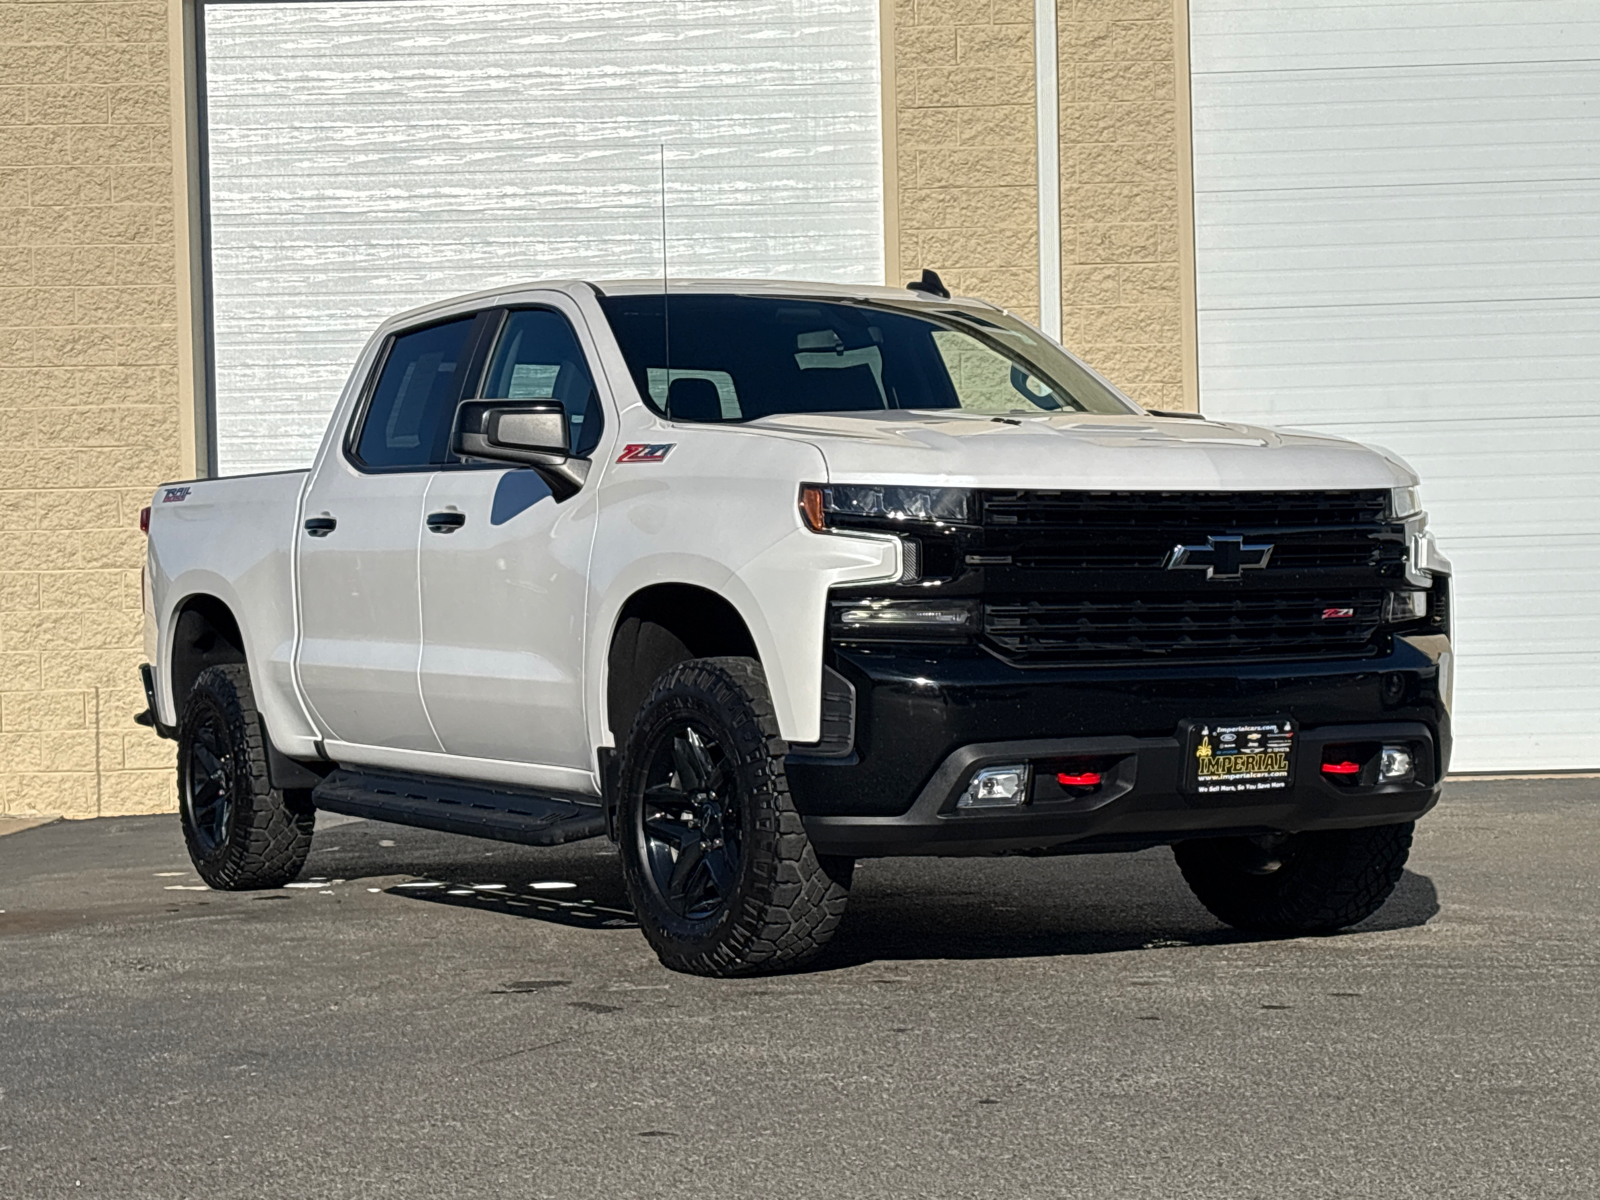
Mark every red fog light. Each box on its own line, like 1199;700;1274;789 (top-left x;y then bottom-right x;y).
1321;760;1361;776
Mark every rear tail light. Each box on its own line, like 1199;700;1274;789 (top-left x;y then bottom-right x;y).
1321;761;1361;776
139;506;150;534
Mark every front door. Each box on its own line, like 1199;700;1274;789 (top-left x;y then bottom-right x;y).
417;304;605;788
296;312;482;752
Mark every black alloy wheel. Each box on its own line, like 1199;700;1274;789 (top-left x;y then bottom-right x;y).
638;722;742;921
183;708;237;856
617;657;853;976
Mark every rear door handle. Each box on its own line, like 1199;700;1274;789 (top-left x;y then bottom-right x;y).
304;516;337;537
426;511;466;533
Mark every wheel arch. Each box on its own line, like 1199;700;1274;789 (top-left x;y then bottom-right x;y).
604;582;760;747
167;593;248;718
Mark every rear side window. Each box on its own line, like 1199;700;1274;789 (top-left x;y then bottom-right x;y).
481;308;603;456
354;316;477;468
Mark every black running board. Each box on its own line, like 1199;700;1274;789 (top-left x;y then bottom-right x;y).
312;769;606;847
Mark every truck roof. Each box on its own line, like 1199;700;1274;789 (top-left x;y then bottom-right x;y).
379;277;1001;331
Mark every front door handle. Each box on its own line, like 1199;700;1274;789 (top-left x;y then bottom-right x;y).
426;511;466;533
304;516;337;537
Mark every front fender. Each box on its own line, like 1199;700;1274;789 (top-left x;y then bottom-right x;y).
588;539;897;750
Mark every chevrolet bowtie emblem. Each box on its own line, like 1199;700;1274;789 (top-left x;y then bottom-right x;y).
1166;535;1274;580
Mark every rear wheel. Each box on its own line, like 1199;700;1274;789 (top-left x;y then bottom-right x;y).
1174;822;1414;935
178;664;314;890
617;657;853;976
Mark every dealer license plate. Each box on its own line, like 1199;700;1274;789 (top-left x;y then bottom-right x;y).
1181;717;1297;796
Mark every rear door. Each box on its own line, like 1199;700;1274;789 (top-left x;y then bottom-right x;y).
416;300;608;786
296;312;487;752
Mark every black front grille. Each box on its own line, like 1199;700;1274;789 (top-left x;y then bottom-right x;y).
983;591;1386;665
980;489;1402;575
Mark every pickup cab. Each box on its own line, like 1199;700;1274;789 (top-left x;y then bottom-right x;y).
141;276;1454;976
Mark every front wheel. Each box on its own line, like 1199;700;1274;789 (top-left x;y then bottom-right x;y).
1174;822;1415;935
617;657;853;976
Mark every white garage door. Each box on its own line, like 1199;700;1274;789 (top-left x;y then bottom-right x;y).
202;0;883;476
1190;0;1600;771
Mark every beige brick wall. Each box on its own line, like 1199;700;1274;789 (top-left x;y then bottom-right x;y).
889;0;1192;406
890;0;1042;322
1057;0;1191;409
0;0;179;818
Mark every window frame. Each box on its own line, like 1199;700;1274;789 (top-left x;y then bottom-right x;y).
342;309;498;474
463;304;608;460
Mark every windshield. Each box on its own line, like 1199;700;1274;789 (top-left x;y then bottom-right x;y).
595;293;1138;421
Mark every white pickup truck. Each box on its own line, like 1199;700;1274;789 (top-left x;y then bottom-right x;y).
141;274;1453;976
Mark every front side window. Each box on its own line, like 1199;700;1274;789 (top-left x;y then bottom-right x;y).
595;294;1136;421
354;315;477;468
480;309;603;456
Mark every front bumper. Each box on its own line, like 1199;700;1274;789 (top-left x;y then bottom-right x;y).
787;635;1450;857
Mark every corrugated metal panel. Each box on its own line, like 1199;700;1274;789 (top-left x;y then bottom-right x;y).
203;0;883;475
1190;0;1600;770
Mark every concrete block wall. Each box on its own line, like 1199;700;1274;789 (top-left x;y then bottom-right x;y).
890;0;1191;407
0;0;179;817
891;0;1042;322
1056;0;1189;409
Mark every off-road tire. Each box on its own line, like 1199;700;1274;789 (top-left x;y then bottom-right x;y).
617;657;853;976
177;664;314;890
1174;822;1415;935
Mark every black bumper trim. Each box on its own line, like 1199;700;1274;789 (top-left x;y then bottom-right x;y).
803;722;1440;857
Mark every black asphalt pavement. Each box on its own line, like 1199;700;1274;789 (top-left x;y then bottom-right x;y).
1;779;1596;1199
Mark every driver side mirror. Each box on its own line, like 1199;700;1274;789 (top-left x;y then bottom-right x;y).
452;400;589;501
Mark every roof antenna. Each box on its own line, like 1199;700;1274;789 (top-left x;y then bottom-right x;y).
906;268;950;299
661;143;672;419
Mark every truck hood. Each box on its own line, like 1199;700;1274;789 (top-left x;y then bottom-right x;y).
745;410;1417;491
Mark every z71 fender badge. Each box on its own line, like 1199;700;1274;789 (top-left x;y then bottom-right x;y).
161;486;191;503
616;443;674;463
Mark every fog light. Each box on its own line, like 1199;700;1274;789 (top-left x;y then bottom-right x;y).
959;764;1031;809
1379;745;1415;783
1384;590;1428;623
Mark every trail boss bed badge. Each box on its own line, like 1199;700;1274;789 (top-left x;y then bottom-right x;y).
1181;717;1297;796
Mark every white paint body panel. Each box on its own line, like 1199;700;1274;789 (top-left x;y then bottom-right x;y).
146;278;1423;792
1191;0;1600;770
143;471;321;759
296;459;440;753
413;293;608;783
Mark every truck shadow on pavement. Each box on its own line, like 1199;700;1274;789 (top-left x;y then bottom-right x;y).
348;832;1440;968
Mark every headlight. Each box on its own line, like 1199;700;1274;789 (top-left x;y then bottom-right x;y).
1390;486;1423;519
800;483;972;531
830;598;978;641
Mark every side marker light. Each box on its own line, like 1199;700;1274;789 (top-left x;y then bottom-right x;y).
799;485;825;532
